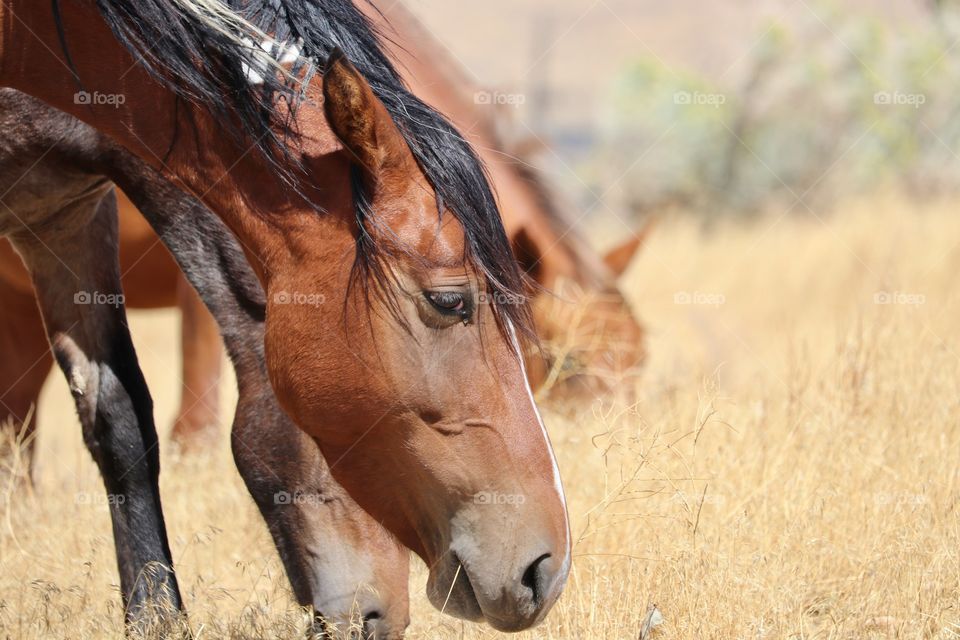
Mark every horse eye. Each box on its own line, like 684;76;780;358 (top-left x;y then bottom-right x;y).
424;290;472;323
426;291;464;312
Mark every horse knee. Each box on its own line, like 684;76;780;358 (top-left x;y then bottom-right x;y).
50;333;155;472
50;333;98;414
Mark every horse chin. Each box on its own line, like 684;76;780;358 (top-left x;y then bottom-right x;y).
426;554;484;623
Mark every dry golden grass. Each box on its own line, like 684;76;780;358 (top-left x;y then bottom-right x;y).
3;196;960;638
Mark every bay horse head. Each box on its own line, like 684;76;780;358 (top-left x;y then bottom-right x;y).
259;52;570;630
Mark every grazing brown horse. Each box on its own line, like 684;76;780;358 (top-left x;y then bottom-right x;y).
0;0;569;632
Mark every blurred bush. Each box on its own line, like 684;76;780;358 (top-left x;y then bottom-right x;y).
593;2;960;218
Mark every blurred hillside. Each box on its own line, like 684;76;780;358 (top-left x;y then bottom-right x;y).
404;0;956;219
406;0;923;124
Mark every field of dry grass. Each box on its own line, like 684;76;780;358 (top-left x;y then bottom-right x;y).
3;197;960;638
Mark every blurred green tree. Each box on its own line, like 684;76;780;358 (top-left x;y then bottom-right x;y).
594;1;960;219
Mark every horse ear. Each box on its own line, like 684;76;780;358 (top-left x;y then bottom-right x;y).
323;49;394;174
603;217;655;277
602;237;641;277
511;227;544;283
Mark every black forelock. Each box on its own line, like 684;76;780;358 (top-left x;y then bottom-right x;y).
82;0;534;342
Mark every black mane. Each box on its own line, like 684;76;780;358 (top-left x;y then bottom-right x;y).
84;0;534;340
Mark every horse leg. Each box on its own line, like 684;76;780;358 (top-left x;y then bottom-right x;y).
171;272;222;451
10;192;183;627
0;280;53;480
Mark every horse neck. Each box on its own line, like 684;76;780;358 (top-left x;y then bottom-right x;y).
1;3;174;169
0;0;323;286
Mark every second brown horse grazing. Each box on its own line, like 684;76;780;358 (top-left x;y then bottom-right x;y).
0;0;569;632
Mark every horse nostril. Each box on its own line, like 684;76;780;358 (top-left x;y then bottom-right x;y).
521;553;552;605
363;610;382;622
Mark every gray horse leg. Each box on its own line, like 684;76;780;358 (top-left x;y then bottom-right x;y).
10;190;183;627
